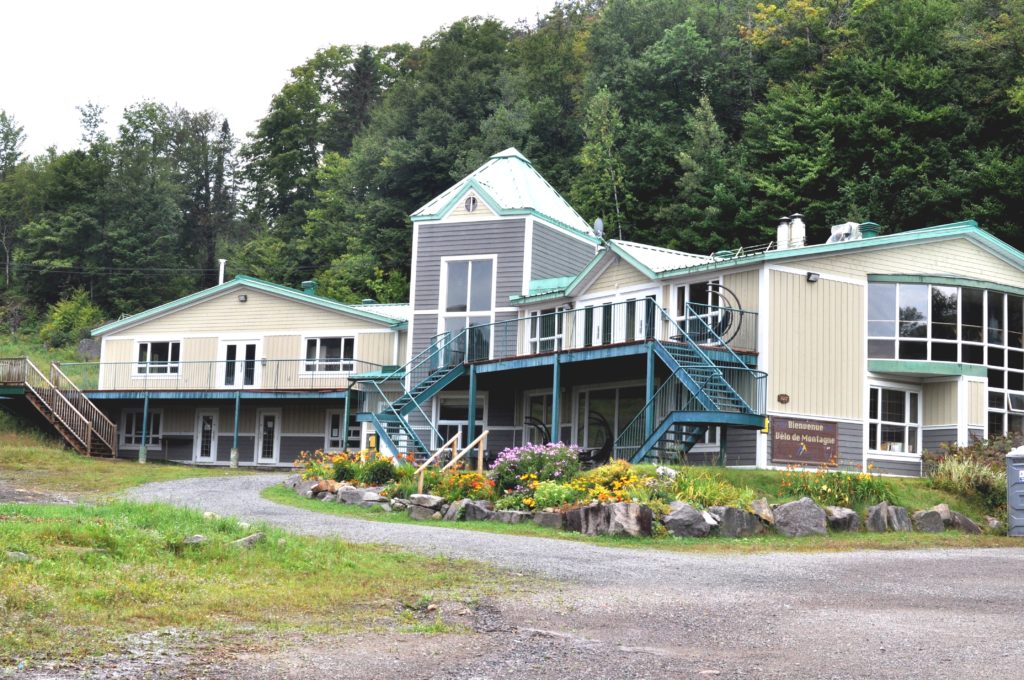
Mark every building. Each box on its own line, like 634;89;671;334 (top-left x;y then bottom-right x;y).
3;148;1023;476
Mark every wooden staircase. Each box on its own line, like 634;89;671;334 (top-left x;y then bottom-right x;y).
0;357;117;457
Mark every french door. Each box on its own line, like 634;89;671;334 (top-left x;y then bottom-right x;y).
220;341;259;388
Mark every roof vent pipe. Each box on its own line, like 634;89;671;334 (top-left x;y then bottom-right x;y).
789;213;806;248
218;259;226;285
776;216;791;251
859;221;881;238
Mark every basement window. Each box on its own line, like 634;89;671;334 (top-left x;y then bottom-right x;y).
122;410;162;449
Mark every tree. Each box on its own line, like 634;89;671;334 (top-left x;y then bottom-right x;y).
0;110;27;287
571;88;630;235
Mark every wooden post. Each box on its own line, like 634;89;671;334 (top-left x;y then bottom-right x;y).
138;394;149;464
477;435;485;474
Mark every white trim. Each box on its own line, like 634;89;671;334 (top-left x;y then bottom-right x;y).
217;339;262;388
192;409;219;462
299;334;357;375
866;382;923;457
132;339;182;378
254;408;282;465
522;215;534;296
407;221;420;366
438;255;499;359
956;375;970;445
577;280;661;305
120;408;164;450
757;264;770;468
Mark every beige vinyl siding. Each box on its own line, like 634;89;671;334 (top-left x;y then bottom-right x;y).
221;405;255;433
264;335;301;388
968;380;985;426
445;191;495;220
587;257;652;294
265;335;301;361
768;270;864;419
184;337;217;362
923;381;957;426
160;405;195;434
792;237;1024;286
357;332;393;368
112;289;389;335
396;331;407;366
103;338;133;363
723;269;759;312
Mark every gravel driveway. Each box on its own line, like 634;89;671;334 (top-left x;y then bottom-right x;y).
115;474;1024;679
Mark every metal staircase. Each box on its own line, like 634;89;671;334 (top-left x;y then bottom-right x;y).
0;357;118;457
365;330;469;460
614;305;767;463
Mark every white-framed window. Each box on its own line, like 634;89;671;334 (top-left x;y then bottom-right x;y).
304;337;354;372
324;409;359;451
136;341;180;375
122;409;162;449
528;306;566;353
674;278;721;322
433;393;486;449
868;386;920;455
441;257;495;361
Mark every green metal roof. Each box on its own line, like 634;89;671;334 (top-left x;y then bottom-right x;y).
528;276;575;296
411;148;600;242
91;275;407;337
509;219;1024;305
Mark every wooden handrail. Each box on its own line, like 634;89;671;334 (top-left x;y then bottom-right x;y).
440;430;489;475
416;432;461;494
51;363;118;455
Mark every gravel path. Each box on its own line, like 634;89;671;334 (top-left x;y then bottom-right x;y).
114;474;1024;679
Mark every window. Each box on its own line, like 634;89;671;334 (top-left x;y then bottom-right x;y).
304;337;354;372
325;410;358;451
868;387;919;455
529;307;565;353
122;410;161;448
675;279;720;319
443;258;494;361
435;394;485;448
136;341;180;375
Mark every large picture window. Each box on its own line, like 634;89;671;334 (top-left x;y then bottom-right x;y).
868;387;919;455
442;258;494;361
122;410;162;448
136;341;180;375
304;337;354;372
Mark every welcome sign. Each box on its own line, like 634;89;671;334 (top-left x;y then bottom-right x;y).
771;417;838;466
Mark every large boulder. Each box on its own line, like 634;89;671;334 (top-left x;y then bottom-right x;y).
865;502;890;532
311;479;340;494
463;500;495;521
951;511;982;535
409;494;445;511
283;474;302;490
358;491;385;508
887;505;913;532
565;504;610;536
533;511;565;530
930;503;953;526
663;502;712;538
408;504;437;521
773;497;827;537
750;498;775;525
825;506;861;532
495;510;533;524
443;499;468;521
706;506;766;538
606;503;653;537
912;510;945;533
295;479;318;497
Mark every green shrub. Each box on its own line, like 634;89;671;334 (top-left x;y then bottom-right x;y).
929;455;1006;514
382;467;441;499
930;436;1018;472
532;481;582;509
332;458;358;483
495;492;530;510
358;457;398;486
673;469;756;509
778;467;895;508
39;289;104;348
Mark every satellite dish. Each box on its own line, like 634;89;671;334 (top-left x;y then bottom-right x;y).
594;217;604;238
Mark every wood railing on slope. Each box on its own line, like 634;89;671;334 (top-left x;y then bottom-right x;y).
51;363;118;455
415;432;462;495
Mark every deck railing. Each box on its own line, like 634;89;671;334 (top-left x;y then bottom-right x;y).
453;299;757;363
57;358;389;392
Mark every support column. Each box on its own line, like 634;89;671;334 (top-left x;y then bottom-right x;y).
230;391;240;468
551;354;561;442
718;426;728;467
467;364;477;443
645;343;655;439
342;391;352;451
138;395;149;464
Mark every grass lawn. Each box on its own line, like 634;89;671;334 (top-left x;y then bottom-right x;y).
0;501;490;663
262;484;1020;554
0;332;82;372
0;426;251;499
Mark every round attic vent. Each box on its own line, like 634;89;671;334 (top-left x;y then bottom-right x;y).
464;195;478;213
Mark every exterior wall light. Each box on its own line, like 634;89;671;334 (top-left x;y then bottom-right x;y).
238;294;248;302
806;272;820;283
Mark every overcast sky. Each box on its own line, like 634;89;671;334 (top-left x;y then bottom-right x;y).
3;0;554;156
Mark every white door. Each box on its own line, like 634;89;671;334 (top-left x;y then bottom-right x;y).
220;341;260;388
193;409;219;462
255;409;281;465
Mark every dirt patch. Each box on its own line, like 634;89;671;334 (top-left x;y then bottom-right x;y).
0;479;73;504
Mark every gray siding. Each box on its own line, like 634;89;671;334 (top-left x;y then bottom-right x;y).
280;436;322;464
218;435;254;462
866;457;923;477
923;428;957;454
531;222;596;280
724;427;757;466
968;428;984;442
411;219;525;360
